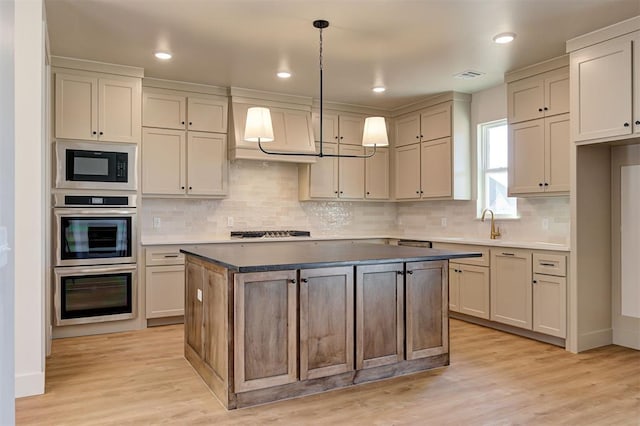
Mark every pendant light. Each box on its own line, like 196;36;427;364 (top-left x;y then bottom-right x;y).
244;19;389;158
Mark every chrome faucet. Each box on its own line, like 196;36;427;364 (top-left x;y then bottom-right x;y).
481;208;501;240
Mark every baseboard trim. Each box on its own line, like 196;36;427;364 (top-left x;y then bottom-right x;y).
577;328;613;352
15;371;44;398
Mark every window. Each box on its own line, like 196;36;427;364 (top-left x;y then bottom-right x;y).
477;120;517;218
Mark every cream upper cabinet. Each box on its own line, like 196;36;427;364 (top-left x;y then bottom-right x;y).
507;67;569;124
509;114;570;195
312;112;364;145
490;249;533;330
395;113;421;147
338;145;365;199
142;128;186;195
306;143;338;198
420;137;452;198
420;103;451;141
392;95;470;201
56;72;141;143
634;32;640;135
143;89;227;133
187;96;228;133
365;147;389;199
143;91;187;130
141;128;227;197
187;131;228;196
570;34;634;142
394;143;421;200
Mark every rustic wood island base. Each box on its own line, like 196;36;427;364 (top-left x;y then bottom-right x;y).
181;242;479;409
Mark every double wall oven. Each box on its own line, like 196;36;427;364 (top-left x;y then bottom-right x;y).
53;140;139;327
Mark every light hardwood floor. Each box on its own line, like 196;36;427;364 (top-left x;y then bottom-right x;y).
16;319;640;425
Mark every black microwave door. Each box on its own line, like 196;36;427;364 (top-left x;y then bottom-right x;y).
66;149;119;182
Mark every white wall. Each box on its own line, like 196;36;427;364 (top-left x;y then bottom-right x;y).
14;0;45;398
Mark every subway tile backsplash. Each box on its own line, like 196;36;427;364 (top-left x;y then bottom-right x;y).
141;159;570;244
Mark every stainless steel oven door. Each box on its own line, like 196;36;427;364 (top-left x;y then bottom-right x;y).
55;140;138;191
54;208;137;267
54;264;137;326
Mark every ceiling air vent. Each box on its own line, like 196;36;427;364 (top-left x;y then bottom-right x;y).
453;70;485;80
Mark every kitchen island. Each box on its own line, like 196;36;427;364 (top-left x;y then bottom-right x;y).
181;242;479;409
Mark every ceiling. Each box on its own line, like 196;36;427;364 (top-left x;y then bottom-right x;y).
45;0;639;110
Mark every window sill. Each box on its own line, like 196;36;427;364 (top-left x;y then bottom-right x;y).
474;216;521;221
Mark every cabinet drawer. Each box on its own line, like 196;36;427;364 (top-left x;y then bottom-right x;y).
432;243;489;267
533;252;566;276
145;246;185;266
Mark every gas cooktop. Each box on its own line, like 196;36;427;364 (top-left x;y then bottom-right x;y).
230;230;311;239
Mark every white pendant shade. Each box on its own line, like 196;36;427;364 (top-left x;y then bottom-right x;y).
244;107;274;142
362;116;389;147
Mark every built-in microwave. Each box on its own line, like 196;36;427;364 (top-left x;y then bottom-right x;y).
55;140;137;191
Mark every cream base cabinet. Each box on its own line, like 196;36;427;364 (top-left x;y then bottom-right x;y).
355;263;404;369
490;249;533;329
365;147;389;199
145;246;186;319
234;270;298;393
56;72;141;143
570;34;634;143
532;252;567;338
299;267;354;380
448;263;460;312
405;261;448;360
451;263;490;320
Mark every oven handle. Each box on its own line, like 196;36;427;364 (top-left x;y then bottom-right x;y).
55;264;138;276
54;208;137;216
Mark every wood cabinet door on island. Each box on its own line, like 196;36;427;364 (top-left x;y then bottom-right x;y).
405;261;448;360
299;267;354;380
234;270;298;393
356;263;404;369
185;261;204;358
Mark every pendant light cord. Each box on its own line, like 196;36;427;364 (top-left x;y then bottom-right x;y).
319;25;324;158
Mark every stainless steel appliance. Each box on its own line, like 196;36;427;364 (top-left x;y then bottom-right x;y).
53;194;138;326
54;264;137;326
55;140;137;191
53;194;137;267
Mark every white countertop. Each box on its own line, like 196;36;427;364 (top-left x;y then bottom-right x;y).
141;234;569;252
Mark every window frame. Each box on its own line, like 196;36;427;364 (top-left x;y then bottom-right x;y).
476;119;518;219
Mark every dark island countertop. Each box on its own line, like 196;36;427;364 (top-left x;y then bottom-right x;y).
180;242;481;272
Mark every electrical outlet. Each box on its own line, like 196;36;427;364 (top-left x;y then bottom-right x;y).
542;218;549;230
153;217;161;229
227;216;234;228
441;217;447;227
197;288;203;302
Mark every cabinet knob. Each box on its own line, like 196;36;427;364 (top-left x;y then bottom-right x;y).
288;279;296;284
539;183;543;187
300;278;308;283
416;191;420;194
339;191;343;194
189;186;192;190
181;121;185;125
334;191;338;194
366;191;370;195
420;134;424;138
544;182;549;186
396;271;404;275
340;136;344;140
636;120;640;125
99;131;103;135
407;270;413;275
623;122;630;127
420;190;424;194
544;107;548;111
538;108;543;112
335;136;339;140
92;131;97;135
189;122;193;126
533;280;538;284
181;186;185;189
416;135;419;139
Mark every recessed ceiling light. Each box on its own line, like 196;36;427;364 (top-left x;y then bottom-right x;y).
154;51;172;60
372;86;386;93
277;71;292;79
493;33;516;44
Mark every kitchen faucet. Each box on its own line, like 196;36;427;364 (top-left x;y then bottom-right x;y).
481;208;501;240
